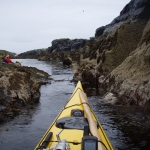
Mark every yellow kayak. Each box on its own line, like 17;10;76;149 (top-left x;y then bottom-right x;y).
35;81;114;150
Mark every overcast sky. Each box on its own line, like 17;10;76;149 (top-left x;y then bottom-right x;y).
0;0;131;54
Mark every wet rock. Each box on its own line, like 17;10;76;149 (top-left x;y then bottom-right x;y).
99;93;118;105
63;57;72;66
73;63;98;87
14;61;22;67
0;63;50;124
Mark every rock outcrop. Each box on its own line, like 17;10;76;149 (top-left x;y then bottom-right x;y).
17;39;88;62
47;38;87;52
95;0;150;37
16;48;47;59
73;0;150;106
107;20;150;106
38;38;87;62
0;50;16;59
0;62;50;123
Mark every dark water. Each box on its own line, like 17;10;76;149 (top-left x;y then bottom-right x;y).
0;59;150;150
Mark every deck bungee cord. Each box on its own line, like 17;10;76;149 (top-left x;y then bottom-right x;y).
36;104;108;149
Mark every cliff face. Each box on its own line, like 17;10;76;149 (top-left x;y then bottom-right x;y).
74;0;150;106
108;20;150;106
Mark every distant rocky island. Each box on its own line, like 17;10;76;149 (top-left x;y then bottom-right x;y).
1;0;150;108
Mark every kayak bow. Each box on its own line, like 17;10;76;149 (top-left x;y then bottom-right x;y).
34;81;114;150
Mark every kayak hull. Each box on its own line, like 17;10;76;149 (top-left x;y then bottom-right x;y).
35;81;114;150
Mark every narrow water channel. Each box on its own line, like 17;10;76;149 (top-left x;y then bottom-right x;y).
0;59;150;150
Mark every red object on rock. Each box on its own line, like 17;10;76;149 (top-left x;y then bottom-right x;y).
6;58;12;63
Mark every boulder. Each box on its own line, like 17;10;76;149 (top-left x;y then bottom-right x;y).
99;93;118;105
63;57;72;66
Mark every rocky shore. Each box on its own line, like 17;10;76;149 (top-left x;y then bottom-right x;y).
0;62;50;124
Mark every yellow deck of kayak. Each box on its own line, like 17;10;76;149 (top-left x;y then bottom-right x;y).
34;81;114;150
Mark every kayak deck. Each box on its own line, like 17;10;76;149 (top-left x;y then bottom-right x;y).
34;81;114;150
